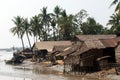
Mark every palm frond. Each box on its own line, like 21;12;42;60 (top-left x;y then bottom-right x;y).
110;0;118;7
115;2;120;12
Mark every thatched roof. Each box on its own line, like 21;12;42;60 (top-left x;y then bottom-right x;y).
52;45;71;52
85;40;105;49
57;45;80;56
72;38;119;56
100;38;119;48
73;35;116;41
112;37;120;53
32;41;72;52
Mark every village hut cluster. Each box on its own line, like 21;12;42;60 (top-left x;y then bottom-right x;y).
63;35;120;74
8;35;120;74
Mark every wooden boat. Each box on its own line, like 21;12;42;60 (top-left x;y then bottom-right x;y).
5;53;25;64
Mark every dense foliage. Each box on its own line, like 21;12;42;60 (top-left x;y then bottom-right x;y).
10;6;113;49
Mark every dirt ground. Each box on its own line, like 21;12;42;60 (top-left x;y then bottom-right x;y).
22;59;120;80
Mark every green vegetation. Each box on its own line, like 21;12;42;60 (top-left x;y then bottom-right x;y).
106;0;120;36
10;5;119;49
111;0;120;12
81;17;104;34
10;16;25;49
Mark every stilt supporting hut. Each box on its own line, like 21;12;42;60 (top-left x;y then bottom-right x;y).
63;35;120;74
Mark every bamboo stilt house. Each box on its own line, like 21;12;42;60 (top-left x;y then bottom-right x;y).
115;37;120;64
32;41;72;62
63;35;120;73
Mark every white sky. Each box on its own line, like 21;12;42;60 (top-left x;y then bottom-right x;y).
0;0;116;48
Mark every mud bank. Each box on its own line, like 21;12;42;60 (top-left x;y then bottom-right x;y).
0;51;102;80
27;60;120;80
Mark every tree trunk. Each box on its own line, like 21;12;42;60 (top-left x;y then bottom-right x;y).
36;36;38;42
58;27;61;40
21;37;25;50
33;36;35;43
45;25;48;41
26;33;31;49
53;27;56;41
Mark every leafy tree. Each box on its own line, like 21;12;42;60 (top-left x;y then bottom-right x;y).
74;9;88;35
75;9;88;27
81;17;104;34
11;6;108;45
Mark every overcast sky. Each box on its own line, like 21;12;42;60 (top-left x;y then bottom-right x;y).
0;0;116;48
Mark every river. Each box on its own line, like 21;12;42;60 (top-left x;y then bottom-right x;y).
0;51;99;80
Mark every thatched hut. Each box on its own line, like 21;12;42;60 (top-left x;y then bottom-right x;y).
63;35;119;73
20;48;33;58
52;45;71;60
72;35;116;41
32;41;72;62
32;41;72;52
115;37;120;64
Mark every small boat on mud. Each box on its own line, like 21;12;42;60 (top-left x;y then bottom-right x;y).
5;52;26;64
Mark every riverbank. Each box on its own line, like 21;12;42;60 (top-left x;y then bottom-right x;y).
0;51;105;80
23;59;120;80
1;50;120;80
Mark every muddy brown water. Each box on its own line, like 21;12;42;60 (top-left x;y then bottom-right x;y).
0;51;99;80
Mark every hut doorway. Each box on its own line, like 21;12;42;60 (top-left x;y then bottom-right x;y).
97;48;116;70
103;47;116;63
33;49;48;62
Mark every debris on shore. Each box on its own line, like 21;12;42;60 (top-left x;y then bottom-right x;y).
5;51;25;64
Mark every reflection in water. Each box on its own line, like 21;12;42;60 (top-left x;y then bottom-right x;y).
0;51;98;80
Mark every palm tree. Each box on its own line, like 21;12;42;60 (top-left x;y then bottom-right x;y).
59;10;76;40
58;10;67;40
39;7;52;41
50;18;56;40
30;15;42;42
10;16;25;50
54;6;62;20
107;13;120;35
23;18;32;49
111;0;120;12
54;6;62;40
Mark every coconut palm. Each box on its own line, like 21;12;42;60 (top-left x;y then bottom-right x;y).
54;5;62;40
39;7;52;41
10;16;25;50
107;13;120;35
50;18;56;40
22;18;32;49
54;6;62;20
59;10;76;40
107;13;119;30
111;0;120;12
30;15;42;42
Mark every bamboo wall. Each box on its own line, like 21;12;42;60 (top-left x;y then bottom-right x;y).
64;48;117;74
